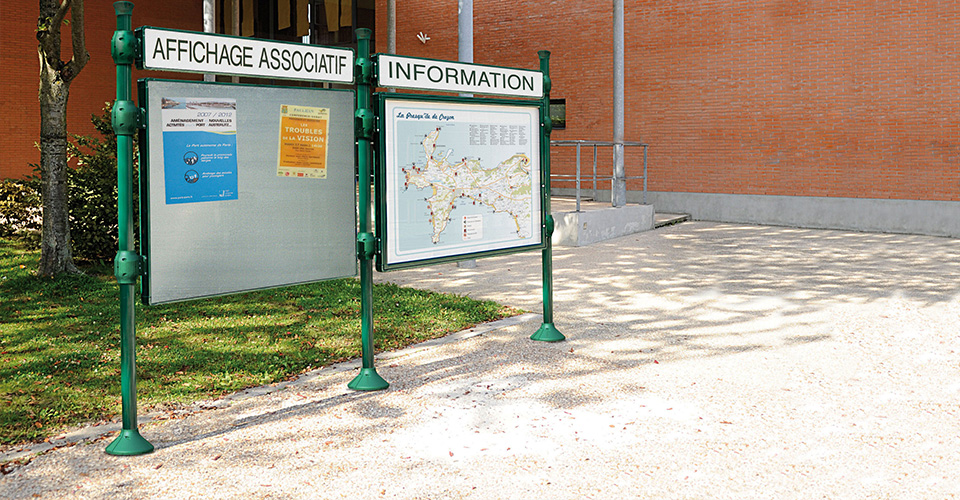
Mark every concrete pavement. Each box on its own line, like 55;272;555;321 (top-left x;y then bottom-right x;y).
2;221;959;499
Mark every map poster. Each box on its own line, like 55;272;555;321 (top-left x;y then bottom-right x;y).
161;97;239;204
379;96;543;270
277;104;329;179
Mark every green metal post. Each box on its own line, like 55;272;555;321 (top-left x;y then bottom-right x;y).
106;1;153;455
531;50;565;342
348;28;389;391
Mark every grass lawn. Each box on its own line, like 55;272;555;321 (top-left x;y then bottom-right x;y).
0;238;518;445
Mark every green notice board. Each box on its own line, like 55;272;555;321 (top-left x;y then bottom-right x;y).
376;94;544;270
139;79;356;304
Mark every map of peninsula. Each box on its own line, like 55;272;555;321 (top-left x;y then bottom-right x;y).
403;127;533;244
382;98;542;268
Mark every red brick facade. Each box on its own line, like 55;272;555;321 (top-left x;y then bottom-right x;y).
377;1;960;202
0;1;202;179
4;2;958;203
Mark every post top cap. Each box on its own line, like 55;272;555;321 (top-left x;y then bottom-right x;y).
114;1;134;15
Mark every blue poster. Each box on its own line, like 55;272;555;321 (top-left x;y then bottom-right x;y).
161;97;239;204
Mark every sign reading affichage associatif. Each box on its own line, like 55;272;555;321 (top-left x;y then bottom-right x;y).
377;54;543;98
139;27;354;83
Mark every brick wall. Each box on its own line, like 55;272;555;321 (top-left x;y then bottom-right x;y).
374;1;458;64
10;2;950;200
376;0;960;202
0;1;202;179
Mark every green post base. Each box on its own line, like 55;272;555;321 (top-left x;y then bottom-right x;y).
105;429;154;456
531;322;565;342
348;368;389;391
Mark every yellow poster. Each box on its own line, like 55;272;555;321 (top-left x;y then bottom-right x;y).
277;104;330;179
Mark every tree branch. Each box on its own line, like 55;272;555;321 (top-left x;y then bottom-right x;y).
62;0;88;82
50;0;70;31
37;0;65;63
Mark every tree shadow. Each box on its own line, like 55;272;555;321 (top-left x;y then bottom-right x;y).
6;221;960;496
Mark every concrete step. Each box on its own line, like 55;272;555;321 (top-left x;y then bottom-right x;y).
654;213;691;228
552;203;654;247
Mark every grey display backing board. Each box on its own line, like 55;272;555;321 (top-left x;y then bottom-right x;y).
140;79;356;305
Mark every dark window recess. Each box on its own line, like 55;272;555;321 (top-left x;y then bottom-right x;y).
550;99;566;129
217;0;376;51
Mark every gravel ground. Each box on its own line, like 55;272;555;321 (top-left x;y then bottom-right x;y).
2;221;959;499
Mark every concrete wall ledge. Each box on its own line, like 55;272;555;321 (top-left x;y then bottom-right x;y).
646;191;960;238
552;204;654;247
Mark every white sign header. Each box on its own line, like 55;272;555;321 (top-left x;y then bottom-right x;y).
377;55;543;98
140;28;354;84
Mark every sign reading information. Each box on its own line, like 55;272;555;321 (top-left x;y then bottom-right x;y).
377;54;543;98
139;27;354;83
378;95;543;270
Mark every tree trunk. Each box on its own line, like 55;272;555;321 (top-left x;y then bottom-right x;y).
37;0;87;276
38;72;79;276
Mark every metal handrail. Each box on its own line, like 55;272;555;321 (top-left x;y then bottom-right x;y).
549;140;648;211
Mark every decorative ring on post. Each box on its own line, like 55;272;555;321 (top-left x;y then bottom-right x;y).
114;251;141;285
111;100;140;136
111;30;137;65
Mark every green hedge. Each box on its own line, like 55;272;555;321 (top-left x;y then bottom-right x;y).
0;177;41;244
0;103;138;263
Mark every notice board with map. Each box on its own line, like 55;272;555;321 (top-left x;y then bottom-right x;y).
376;94;544;270
139;79;357;304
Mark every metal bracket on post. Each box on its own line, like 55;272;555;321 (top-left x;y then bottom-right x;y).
357;232;376;260
540;74;553;134
355;108;374;141
355;53;372;84
113;251;141;285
